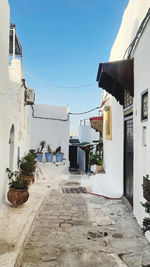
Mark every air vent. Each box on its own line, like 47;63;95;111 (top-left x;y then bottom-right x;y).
25;89;35;105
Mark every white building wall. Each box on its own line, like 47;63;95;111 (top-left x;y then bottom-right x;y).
103;97;124;195
8;59;31;167
78;125;99;143
102;0;150;232
0;0;10;208
30;104;70;159
133;21;150;226
0;1;30;209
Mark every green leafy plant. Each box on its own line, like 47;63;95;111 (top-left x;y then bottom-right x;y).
89;154;99;165
6;168;28;189
141;176;150;233
47;145;52;153
19;152;36;176
142;217;150;233
54;146;61;154
141;201;150;214
97;159;103;166
37;140;46;153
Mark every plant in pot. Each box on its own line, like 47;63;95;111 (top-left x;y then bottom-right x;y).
45;144;53;162
36;140;45;162
19;152;36;186
89;154;99;173
6;168;29;207
54;146;64;162
97;159;103;173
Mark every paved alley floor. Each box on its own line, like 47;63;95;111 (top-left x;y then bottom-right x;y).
17;179;150;267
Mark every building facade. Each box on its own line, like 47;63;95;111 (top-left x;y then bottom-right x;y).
96;0;150;240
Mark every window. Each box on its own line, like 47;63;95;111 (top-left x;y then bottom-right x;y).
141;90;148;121
124;89;133;109
105;106;112;140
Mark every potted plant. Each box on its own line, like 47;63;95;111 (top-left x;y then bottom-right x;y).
97;159;103;173
19;152;36;185
6;168;29;207
89;154;99;173
45;144;53;162
36;140;45;162
55;146;64;162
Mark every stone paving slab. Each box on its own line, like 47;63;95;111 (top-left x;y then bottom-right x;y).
16;186;150;267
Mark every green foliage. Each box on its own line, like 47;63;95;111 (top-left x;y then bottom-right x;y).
6;168;28;189
97;159;103;165
142;217;150;233
37;140;46;153
54;146;62;154
47;145;52;153
89;154;99;165
19;153;36;176
141;202;150;213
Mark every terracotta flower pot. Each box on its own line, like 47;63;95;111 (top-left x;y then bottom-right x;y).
7;188;29;207
97;165;103;173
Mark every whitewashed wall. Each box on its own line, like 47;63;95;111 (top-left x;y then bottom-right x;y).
103;97;124;195
133;21;150;226
9;59;31;162
0;0;10;208
29;104;70;159
78;125;99;143
101;0;150;233
0;1;30;209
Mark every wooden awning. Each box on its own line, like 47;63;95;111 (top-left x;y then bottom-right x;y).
96;58;134;105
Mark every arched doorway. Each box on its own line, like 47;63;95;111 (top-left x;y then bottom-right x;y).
9;124;15;170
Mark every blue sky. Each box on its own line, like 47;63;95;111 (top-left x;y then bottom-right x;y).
9;0;129;134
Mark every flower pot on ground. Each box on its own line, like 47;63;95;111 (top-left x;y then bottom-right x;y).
6;168;29;207
97;159;103;173
36;140;45;162
54;146;64;162
45;145;53;162
19;152;36;186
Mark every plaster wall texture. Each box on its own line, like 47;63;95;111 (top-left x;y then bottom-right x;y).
100;0;150;233
30;104;70;160
78;125;99;143
8;59;30;164
0;0;10;210
133;21;150;226
0;17;30;209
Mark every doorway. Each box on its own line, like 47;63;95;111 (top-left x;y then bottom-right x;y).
124;117;133;206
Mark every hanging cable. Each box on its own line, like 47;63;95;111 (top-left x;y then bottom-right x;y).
124;8;150;59
24;70;95;89
69;107;100;115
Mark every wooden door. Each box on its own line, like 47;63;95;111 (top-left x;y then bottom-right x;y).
124;117;133;206
69;146;78;169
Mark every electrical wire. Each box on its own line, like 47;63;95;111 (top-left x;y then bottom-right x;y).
24;70;95;89
69;107;100;115
31;105;100;120
124;8;150;59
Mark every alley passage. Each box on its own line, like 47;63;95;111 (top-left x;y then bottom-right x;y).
18;182;150;267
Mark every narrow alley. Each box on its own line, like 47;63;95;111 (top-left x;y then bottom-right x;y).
16;176;150;267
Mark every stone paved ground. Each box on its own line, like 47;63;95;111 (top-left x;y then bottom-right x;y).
17;180;150;267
